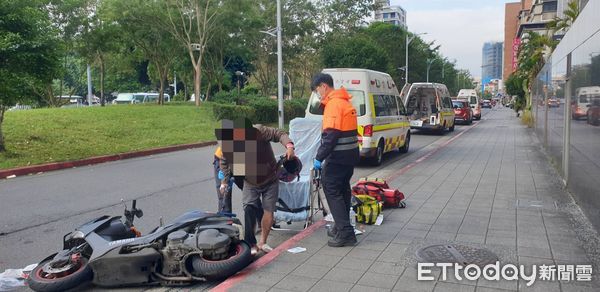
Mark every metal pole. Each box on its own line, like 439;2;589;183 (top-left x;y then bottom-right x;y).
563;53;572;184
276;0;284;128
405;33;409;85
174;71;177;98
87;64;92;105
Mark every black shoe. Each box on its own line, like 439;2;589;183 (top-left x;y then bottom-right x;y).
327;227;338;238
327;235;357;247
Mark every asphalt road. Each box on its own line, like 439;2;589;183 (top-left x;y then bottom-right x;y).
0;111;491;290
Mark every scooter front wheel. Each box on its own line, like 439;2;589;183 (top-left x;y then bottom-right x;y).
28;253;92;292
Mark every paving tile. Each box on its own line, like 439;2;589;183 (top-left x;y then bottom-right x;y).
273;274;319;292
308;279;353;292
229;283;271;292
455;234;486;244
426;231;457;241
517;246;553;259
357;271;400;289
347;247;383;260
304;254;342;268
244;270;289;286
433;282;476;292
368;261;407;276
323;267;362;284
336;256;375;272
350;284;391;292
377;244;410;263
260;262;304;274
291;263;332;280
360;239;391;251
316;245;353;257
474;287;516;292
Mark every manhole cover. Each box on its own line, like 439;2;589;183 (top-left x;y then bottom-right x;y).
416;244;498;267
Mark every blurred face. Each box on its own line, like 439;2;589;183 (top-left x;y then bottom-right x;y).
313;83;327;102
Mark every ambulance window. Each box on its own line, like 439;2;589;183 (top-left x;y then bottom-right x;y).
347;90;366;116
470;96;477;105
374;95;397;116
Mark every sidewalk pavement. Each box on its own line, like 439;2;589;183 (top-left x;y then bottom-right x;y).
217;108;600;292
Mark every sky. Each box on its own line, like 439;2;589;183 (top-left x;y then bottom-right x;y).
391;0;513;78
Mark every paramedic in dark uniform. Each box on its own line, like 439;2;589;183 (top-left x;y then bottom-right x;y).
311;73;360;247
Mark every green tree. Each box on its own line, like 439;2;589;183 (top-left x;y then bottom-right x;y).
321;34;391;73
0;0;61;151
547;0;580;35
165;0;224;107
77;0;121;106
106;0;180;105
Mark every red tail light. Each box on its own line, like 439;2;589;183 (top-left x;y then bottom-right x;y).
363;125;373;137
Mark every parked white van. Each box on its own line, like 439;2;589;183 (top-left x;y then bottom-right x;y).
112;92;170;104
402;83;455;133
456;89;481;120
305;68;411;165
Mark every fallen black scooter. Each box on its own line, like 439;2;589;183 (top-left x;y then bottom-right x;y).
27;200;252;292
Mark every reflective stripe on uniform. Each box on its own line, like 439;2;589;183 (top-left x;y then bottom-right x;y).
337;136;358;143
333;142;359;151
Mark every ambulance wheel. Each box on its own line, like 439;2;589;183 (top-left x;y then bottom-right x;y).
399;201;407;208
399;132;410;153
371;141;384;166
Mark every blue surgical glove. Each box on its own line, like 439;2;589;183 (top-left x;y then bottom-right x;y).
217;170;225;180
313;159;322;170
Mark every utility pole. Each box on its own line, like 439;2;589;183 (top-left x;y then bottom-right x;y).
87;64;92;106
174;71;177;98
276;0;284;128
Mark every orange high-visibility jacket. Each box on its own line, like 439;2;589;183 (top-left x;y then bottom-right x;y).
316;87;359;166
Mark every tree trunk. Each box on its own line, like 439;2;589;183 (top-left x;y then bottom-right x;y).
59;54;67;103
194;66;201;107
159;68;166;105
205;81;211;101
0;107;5;152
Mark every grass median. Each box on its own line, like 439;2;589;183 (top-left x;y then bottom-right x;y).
1;103;218;169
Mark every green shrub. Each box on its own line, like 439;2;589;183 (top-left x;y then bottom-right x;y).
172;92;187;102
521;110;534;128
212;103;256;121
211;91;238;104
284;98;308;122
250;98;278;123
241;84;260;95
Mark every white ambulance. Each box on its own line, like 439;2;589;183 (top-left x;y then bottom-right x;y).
305;68;411;166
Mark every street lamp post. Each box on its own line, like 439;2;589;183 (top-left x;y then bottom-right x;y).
260;0;284;128
235;71;244;98
405;32;427;85
276;0;284;128
426;58;434;83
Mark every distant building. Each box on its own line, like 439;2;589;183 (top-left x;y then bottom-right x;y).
373;0;406;28
482;42;504;82
503;2;524;80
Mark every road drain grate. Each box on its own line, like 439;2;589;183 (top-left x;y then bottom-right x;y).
416;244;499;267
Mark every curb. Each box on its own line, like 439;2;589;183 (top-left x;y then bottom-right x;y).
212;123;481;291
211;220;327;292
0;141;217;180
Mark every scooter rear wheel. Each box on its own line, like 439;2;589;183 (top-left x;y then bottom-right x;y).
27;254;92;292
191;241;252;280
